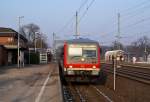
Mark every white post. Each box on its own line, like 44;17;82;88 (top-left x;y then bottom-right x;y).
113;58;116;91
118;13;121;50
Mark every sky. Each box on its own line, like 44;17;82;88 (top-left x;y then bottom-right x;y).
1;0;150;47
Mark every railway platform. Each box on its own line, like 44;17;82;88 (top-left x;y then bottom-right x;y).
0;63;63;102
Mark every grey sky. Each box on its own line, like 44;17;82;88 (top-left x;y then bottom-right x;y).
1;0;150;46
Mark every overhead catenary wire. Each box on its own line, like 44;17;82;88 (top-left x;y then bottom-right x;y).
74;0;96;38
99;0;150;46
104;16;150;36
101;0;150;37
121;3;150;19
78;0;89;13
120;0;150;14
102;6;150;35
118;1;150;27
79;0;96;22
56;0;89;34
121;29;150;39
119;0;150;25
122;16;150;30
120;32;150;45
102;1;150;26
56;15;75;34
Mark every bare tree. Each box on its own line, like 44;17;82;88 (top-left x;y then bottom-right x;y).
19;23;40;47
130;35;150;60
25;23;40;42
19;25;27;37
36;34;48;48
19;23;39;40
19;23;48;48
111;40;124;50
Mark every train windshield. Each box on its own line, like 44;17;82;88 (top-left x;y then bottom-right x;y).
67;44;98;63
68;47;82;57
82;48;96;58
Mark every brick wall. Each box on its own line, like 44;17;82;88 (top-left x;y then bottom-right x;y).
0;37;14;45
0;37;27;48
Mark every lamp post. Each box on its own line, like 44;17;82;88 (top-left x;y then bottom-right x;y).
35;32;40;52
144;44;147;62
18;16;24;68
41;36;43;49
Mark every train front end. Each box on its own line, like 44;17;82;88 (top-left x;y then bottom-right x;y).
63;40;100;81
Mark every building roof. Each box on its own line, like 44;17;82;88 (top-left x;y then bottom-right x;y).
0;27;28;42
0;27;16;32
105;50;125;57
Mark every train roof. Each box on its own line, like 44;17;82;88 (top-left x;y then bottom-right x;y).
105;50;125;56
66;38;99;44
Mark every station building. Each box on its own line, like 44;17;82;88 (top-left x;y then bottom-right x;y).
0;27;28;66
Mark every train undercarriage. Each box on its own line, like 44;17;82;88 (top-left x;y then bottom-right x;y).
61;67;101;82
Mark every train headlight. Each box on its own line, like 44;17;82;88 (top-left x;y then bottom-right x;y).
81;58;85;61
92;66;96;68
69;65;72;68
117;57;120;61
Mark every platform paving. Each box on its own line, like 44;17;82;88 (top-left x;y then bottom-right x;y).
0;63;63;102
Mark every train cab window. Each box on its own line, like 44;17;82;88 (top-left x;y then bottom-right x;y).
83;50;96;58
68;47;82;56
67;44;98;63
83;47;97;58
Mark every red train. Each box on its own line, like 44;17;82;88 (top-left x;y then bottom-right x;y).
58;38;101;82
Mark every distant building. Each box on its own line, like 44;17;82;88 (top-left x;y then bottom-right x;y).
0;27;28;65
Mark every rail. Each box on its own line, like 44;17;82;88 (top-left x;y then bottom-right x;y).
101;61;150;69
91;85;113;102
62;84;87;102
103;63;150;84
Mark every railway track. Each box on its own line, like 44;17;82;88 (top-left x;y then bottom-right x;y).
102;63;150;84
62;83;114;102
62;83;89;102
102;61;150;70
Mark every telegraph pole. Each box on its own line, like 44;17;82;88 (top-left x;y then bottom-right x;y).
34;32;37;52
144;42;147;61
41;37;43;49
117;13;121;50
18;16;24;68
75;11;79;39
53;32;55;51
